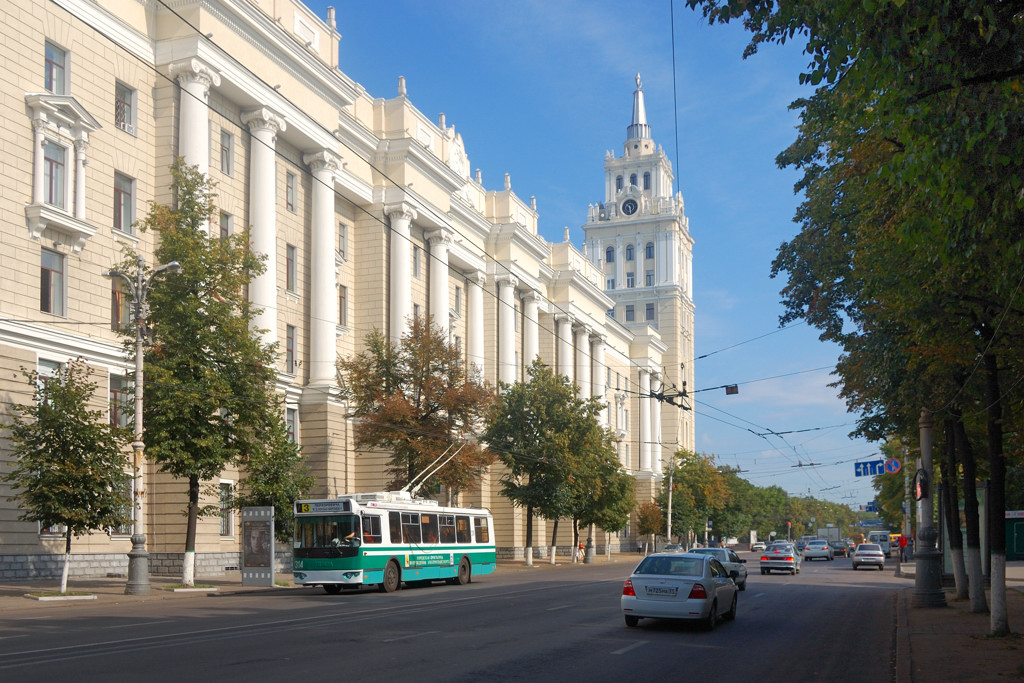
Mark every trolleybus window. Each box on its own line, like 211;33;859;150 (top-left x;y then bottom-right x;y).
474;516;489;543
293;515;361;558
421;514;439;543
439;514;456;543
362;514;382;544
389;511;401;543
456;515;471;543
401;511;421;543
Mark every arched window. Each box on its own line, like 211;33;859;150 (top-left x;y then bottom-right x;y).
605;246;615;264
616;175;623;192
629;173;637;187
625;244;634;261
643;172;651;190
645;242;654;259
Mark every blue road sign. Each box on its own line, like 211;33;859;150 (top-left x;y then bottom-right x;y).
885;459;901;474
854;460;886;477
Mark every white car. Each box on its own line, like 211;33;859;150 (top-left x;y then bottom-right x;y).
622;552;739;630
750;541;766;552
687;546;749;590
852;543;886;570
803;539;834;561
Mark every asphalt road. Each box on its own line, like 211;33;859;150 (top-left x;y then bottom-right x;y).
0;552;900;682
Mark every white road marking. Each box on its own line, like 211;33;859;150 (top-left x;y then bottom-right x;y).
611;641;647;655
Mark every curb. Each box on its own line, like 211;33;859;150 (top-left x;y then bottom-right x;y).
895;587;913;683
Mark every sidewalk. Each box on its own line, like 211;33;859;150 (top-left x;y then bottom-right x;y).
2;555;1022;682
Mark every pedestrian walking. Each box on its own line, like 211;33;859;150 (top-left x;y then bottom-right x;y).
899;534;909;562
636;540;642;554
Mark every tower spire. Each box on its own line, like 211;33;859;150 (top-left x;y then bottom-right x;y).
627;73;651;141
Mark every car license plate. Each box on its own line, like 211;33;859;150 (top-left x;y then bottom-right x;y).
645;586;677;596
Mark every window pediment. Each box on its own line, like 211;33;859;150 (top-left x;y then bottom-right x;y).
26;93;101;137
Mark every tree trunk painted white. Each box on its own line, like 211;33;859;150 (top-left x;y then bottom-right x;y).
949;547;969;600
965;546;988;613
524;546;533;567
549;546;557;565
182;550;196;587
990;554;1009;635
60;551;70;594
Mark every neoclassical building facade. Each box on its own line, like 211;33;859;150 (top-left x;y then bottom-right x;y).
0;0;695;578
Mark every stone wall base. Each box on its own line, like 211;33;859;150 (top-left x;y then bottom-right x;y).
0;551;293;581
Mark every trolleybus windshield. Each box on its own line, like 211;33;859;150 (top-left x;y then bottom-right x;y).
294;514;361;558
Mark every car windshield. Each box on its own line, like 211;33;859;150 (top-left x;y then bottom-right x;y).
688;548;723;558
635;556;702;576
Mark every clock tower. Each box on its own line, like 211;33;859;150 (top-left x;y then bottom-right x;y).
583;74;696;473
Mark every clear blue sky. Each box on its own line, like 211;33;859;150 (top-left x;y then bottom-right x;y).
311;0;882;508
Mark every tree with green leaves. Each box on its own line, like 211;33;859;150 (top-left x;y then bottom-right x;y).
636;502;664;554
3;359;131;593
660;450;727;544
339;316;494;498
126;159;307;586
482;360;613;564
689;0;1024;635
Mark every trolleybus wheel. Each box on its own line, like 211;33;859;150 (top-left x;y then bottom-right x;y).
379;560;401;593
323;584;342;595
454;557;471;585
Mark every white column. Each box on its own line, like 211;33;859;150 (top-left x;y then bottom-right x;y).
303;150;341;386
555;314;574;382
386;204;417;342
639;369;651;472
427;229;452;337
73;139;87;219
652;374;663;474
575;325;591;399
169;59;220;175
522;291;540;367
242;107;287;347
467;271;486;378
591;334;607;425
32;120;45;204
496;274;518;386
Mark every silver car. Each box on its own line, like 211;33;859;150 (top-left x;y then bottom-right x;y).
687;547;748;590
621;552;739;630
852;543;886;570
803;539;834;561
759;542;802;575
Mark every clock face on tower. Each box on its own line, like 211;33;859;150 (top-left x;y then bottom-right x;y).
621;198;638;216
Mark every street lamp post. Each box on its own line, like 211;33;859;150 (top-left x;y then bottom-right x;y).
105;255;179;596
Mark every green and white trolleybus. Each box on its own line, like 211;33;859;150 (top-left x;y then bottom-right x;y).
292;491;496;594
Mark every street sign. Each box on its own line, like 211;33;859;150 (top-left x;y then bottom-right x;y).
885;459;901;474
866;501;878;512
854;460;886;477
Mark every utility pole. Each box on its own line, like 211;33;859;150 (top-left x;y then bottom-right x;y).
912;409;946;607
105;255;179;596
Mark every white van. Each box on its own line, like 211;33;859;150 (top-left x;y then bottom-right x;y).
866;531;892;556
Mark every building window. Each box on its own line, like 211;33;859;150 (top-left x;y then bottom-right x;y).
285;325;296;373
413;303;421;321
219;482;234;536
109;375;131;428
113;172;135;234
607;308;614;317
645;242;655;260
338;222;347;259
625;305;635;322
626;272;635;289
338;285;348;327
286;407;298;443
286;244;297;292
44;41;67;95
285;171;297;212
219;129;233;176
625;244;634;261
43;142;66;209
413;245;421;278
454;285;462;315
645;303;655;321
454;335;462;353
40;248;65;316
605;246;614;264
606;278;615;290
111;280;130;331
615;175;623;192
219;211;232;239
629;173;637;187
645;270;654;287
643;172;651;190
114;82;135;134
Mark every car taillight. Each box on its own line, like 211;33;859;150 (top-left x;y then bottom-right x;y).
688;583;707;599
761;556;769;561
784;556;794;561
622;580;636;596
